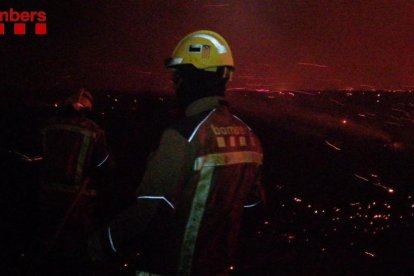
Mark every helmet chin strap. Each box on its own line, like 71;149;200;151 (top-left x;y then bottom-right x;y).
221;67;233;81
202;66;233;81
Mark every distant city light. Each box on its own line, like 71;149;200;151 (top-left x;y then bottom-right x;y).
294;197;302;202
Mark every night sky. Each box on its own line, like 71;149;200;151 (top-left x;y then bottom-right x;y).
1;1;413;91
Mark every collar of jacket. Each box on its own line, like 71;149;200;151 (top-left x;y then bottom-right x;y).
185;96;228;117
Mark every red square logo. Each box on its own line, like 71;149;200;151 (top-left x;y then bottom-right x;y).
14;23;26;35
0;24;4;35
35;23;47;35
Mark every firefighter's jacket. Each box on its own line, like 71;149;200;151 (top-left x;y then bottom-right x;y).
92;96;264;275
41;114;109;194
39;113;109;264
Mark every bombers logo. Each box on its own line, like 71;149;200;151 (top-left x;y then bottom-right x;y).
0;8;47;35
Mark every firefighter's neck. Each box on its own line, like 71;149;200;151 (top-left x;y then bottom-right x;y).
185;96;227;117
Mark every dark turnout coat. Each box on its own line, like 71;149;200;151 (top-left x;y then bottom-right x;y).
41;113;109;190
38;112;109;265
92;96;264;275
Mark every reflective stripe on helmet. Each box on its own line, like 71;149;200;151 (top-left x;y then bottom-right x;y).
192;33;227;54
168;57;184;66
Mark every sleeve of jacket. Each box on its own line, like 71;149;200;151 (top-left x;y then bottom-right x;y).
89;128;192;259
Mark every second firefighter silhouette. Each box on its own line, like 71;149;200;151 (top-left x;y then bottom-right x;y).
38;88;109;270
42;89;109;189
89;30;265;275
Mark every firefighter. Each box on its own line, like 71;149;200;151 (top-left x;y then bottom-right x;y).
41;88;109;192
34;88;109;272
88;30;265;275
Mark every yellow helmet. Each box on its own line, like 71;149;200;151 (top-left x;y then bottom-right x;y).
166;30;234;71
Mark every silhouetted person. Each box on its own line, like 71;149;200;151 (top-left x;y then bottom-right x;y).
33;88;109;272
88;30;266;275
